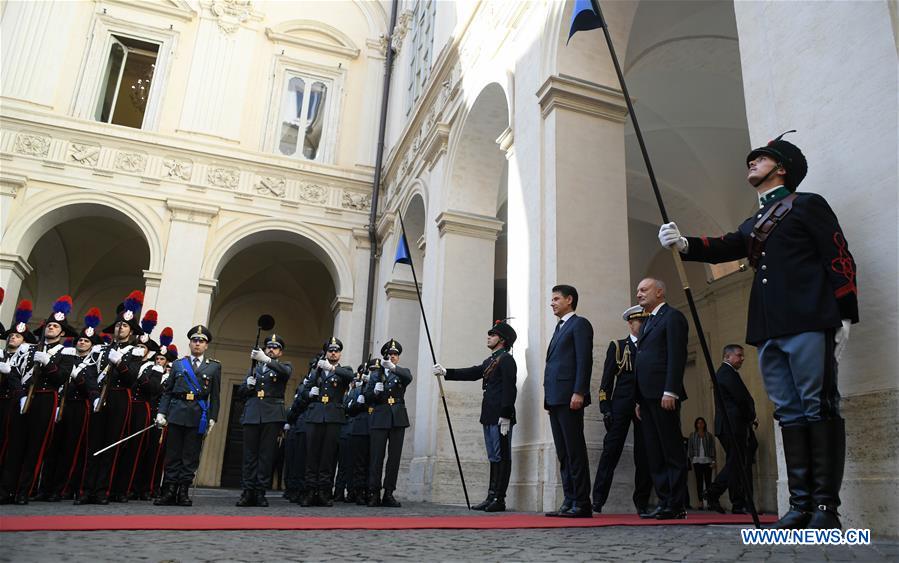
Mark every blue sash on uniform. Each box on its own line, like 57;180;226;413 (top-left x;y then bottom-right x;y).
182;358;209;435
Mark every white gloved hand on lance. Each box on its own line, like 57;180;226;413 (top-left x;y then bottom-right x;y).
107;349;123;365
381;359;396;371
33;351;51;366
499;417;511;436
658;222;688;253
374;381;384;394
356;394;366;404
432;364;446;377
246;375;257;387
309;386;320;398
834;319;851;362
251;349;271;364
155;413;167;427
317;359;332;372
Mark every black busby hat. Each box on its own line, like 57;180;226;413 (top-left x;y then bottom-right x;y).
488;319;517;348
187;324;213;343
264;334;285;350
36;295;79;338
323;336;343;352
102;290;145;335
746;130;808;191
77;307;103;345
380;339;402;356
1;299;37;343
164;343;179;362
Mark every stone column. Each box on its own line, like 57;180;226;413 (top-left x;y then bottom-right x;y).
152;199;220;350
0;173;27;234
0;253;33;322
536;75;631;511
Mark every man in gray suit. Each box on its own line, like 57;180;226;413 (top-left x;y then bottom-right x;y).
544;284;594;518
236;334;293;507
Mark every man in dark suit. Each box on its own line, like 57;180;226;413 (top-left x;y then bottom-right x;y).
592;305;653;515
154;325;221;507
705;344;756;514
659;133;858;529
634;278;690;520
236;334;293;507
544;284;594;518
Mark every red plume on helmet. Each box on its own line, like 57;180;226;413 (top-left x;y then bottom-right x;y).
0;287;5;305
141;310;158;335
124;291;144;315
84;308;102;329
3;300;37;343
15;300;33;325
159;327;174;347
52;295;73;316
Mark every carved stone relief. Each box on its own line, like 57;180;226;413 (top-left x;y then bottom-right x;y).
162;158;193;181
13;133;51;157
342;191;371;211
298;183;327;204
254;175;285;198
67;143;100;167
207;166;240;189
114;151;147;173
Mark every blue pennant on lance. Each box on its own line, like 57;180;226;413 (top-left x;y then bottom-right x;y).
568;0;606;43
394;232;412;266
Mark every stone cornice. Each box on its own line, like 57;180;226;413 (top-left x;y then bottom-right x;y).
0;253;33;279
265;27;360;59
384;279;421;301
537;74;628;123
166;199;221;225
198;277;219;294
376;210;396;242
331;296;354;314
421;123;451;170
101;0;196;22
436;210;504;240
142;270;163;287
0;172;27;197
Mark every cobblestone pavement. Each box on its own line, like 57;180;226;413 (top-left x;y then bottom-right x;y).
2;489;897;562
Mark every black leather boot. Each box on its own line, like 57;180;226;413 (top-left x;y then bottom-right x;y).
766;425;814;529
236;489;255;507
256;490;269;507
486;456;512;512
355;488;368;506
807;418;845;530
345;489;357;503
473;463;497;511
367;488;381;507
381;490;401;508
334;489;346;503
176;483;192;506
703;487;726;514
319;489;333;507
154;483;177;506
299;489;314;507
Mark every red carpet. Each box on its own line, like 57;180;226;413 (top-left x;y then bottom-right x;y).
1;513;776;532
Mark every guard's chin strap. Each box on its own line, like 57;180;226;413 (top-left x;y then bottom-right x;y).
750;162;784;188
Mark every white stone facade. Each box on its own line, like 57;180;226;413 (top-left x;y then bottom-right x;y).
1;0;895;536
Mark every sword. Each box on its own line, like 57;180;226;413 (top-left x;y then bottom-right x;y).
93;422;157;456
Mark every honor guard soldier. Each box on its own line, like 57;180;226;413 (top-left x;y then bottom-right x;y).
141;334;178;500
112;310;164;502
364;339;412;508
434;321;518;512
79;291;146;505
659;132;858;529
300;337;353;507
236;334;293;507
0;300;35;471
36;308;102;502
284;355;317;503
154;325;220;507
345;362;371;505
1;297;71;505
591;306;653;515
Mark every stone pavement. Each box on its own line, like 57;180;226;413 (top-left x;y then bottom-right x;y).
2;488;897;562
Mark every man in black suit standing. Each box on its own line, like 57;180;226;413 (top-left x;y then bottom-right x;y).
705;344;757;514
634;278;690;520
544;285;593;518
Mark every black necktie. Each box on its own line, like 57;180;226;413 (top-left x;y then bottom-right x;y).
554;320;564;335
641;315;655;337
193;358;200;371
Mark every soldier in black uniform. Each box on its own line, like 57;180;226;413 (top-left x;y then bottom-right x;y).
140;336;178;499
434;321;517;512
1;297;71;504
284;358;316;503
300;337;353;507
236;334;293;507
659;132;858;529
112;311;163;502
35;307;102;502
79;291;146;505
345;363;371;505
0;300;35;471
364;339;412;508
154;325;221;507
591;306;653;515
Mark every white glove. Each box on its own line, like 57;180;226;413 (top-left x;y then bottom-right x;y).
362;373;370;382
0;362;10;375
432;363;446;377
207;419;215;433
251;349;271;364
499;417;511;436
374;381;384;393
834;319;851;363
356;394;365;404
658;222;688;252
34;351;51;366
61;347;77;357
283;423;291;431
246;375;257;387
107;349;123;365
131;346;146;358
381;359;396;371
155;413;167;427
309;386;320;397
317;359;333;372
93;398;101;412
19;396;26;413
152;365;165;374
92;344;104;353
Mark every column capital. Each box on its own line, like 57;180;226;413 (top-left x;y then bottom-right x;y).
496;127;514;157
331;295;354;315
384;279;421;301
436;210;504;240
198;277;219;294
166;198;221;225
0;253;33;280
143;270;164;287
537;74;628;123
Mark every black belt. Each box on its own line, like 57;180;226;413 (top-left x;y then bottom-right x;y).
174;392;209;401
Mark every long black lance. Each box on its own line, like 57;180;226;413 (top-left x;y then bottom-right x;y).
395;212;471;510
570;0;761;528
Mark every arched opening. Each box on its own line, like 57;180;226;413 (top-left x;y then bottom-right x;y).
201;231;338;487
16;211;150;326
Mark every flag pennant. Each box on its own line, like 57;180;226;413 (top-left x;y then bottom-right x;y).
568;0;605;43
394;232;412;266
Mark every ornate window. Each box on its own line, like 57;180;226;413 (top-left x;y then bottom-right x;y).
277;74;332;161
95;35;160;128
406;0;436;115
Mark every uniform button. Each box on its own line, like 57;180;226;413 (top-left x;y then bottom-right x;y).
761;265;767;271
757;214;763;218
762;278;768;284
761;251;766;257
